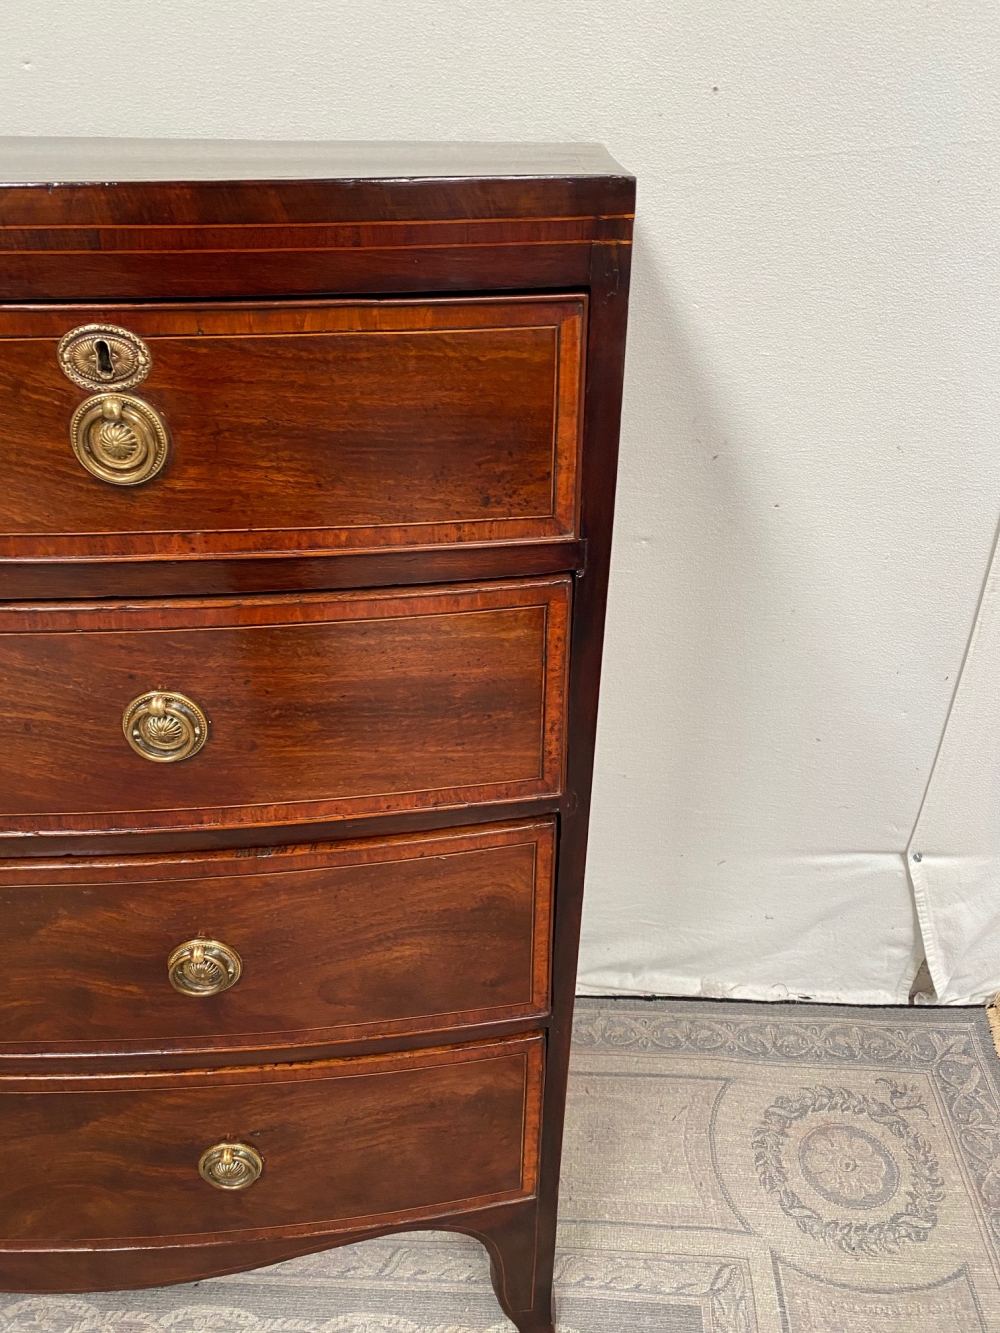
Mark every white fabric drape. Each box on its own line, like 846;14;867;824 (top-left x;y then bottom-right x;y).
909;530;1000;1004
578;851;921;1004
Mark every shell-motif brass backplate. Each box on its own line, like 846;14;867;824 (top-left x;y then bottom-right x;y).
168;939;242;996
122;691;208;763
199;1142;264;1191
70;393;170;487
57;323;152;392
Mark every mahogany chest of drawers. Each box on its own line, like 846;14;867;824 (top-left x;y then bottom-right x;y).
0;139;633;1333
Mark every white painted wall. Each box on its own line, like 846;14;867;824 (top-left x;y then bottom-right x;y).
4;2;1000;1003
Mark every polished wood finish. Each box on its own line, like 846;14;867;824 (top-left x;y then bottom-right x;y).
520;236;635;1333
0;537;586;602
0;299;584;562
0;137;630;183
0;1198;547;1313
0;578;569;839
0;141;634;1333
0;140;632;303
0;819;554;1059
0;793;566;864
0;1035;542;1245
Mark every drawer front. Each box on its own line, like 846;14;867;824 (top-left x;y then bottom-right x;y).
0;1036;542;1244
0;820;554;1056
0;298;583;560
0;578;569;837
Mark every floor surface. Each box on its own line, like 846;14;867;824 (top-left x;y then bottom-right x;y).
4;998;1000;1332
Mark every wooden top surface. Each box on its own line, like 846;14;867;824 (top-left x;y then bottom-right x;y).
0;138;632;186
0;140;634;231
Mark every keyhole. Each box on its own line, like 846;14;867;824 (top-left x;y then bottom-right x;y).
94;339;114;378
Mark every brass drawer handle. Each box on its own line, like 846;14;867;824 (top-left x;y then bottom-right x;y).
57;323;152;392
71;393;169;486
199;1142;263;1191
122;691;208;763
168;939;242;996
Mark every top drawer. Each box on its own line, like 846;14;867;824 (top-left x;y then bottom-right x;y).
0;297;584;562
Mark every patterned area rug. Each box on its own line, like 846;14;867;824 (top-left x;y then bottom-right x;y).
4;999;1000;1332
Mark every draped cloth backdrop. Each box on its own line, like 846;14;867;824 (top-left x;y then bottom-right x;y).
910;528;1000;1005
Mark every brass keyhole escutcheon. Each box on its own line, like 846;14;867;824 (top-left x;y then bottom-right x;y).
122;691;208;763
57;324;152;392
168;939;242;997
71;393;170;486
198;1142;263;1191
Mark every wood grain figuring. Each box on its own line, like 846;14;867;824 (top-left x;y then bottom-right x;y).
0;218;631;258
0;578;570;838
0;142;635;1333
0;245;602;304
0;141;632;301
0;1035;542;1246
0;1200;546;1301
0;299;584;561
0;796;566;865
0;819;554;1057
517;218;635;1333
0;538;586;603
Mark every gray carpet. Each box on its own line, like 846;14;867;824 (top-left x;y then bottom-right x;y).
5;998;1000;1332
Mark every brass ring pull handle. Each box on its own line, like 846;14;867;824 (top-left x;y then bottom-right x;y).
168;939;242;996
122;691;208;763
57;324;152;392
70;393;170;486
198;1142;263;1191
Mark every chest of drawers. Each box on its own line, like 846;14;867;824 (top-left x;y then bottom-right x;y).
0;139;633;1333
